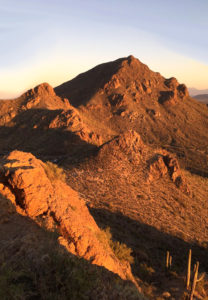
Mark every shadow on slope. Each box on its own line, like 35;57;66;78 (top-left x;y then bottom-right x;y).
55;57;125;107
0;195;143;300
0;109;98;161
89;208;208;287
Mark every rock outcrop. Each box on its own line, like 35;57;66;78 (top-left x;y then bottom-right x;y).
0;83;71;126
21;83;71;110
148;151;190;195
49;108;102;145
97;130;190;195
159;78;189;105
100;130;144;155
0;151;135;282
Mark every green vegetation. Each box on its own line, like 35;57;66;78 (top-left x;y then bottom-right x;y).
44;161;66;182
98;227;134;264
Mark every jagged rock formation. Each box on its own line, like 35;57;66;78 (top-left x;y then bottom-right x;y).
20;82;71;110
0;83;70;125
0;150;135;283
48;108;102;145
148;151;190;195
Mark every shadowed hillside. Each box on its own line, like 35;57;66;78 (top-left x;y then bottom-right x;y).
0;194;143;300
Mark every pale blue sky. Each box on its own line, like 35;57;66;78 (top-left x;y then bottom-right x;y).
0;0;207;98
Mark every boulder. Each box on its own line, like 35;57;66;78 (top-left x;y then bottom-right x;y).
158;90;178;105
148;154;168;182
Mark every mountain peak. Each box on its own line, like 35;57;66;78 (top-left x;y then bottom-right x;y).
55;56;189;108
25;82;56;98
126;55;138;64
127;54;136;60
16;82;71;111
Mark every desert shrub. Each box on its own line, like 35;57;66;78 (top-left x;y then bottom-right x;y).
137;263;155;282
43;161;66;182
110;240;134;264
98;227;134;264
0;249;97;300
195;273;207;296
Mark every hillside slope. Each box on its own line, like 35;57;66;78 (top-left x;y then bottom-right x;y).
66;130;208;298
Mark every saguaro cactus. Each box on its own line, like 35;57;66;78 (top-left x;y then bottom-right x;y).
190;261;199;300
169;255;172;268
166;251;172;271
166;251;170;270
186;249;192;290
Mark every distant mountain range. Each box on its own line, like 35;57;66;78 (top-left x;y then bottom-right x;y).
188;87;208;96
193;94;208;103
188;88;208;103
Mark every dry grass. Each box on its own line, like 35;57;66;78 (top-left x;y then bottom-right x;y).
44;161;66;182
79;106;117;143
97;227;134;264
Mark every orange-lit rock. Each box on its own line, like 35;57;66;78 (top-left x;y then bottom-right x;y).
0;150;135;282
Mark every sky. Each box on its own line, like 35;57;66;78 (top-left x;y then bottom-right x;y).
0;0;207;98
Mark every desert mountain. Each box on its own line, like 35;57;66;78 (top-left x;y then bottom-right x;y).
0;82;102;158
55;55;188;107
1;56;208;298
0;56;208;174
55;55;208;175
